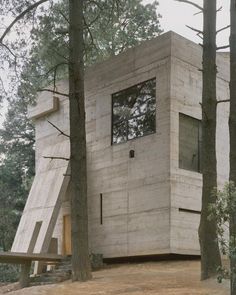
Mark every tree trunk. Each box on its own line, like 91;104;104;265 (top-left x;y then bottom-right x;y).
19;261;31;288
229;1;236;293
198;0;221;280
69;0;92;281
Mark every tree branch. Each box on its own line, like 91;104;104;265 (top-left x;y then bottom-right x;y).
43;156;70;161
83;16;98;51
31;62;68;78
186;25;203;35
216;25;230;35
57;9;69;24
194;10;203;16
217;99;230;104
0;0;49;43
37;88;69;97
47;120;70;138
217;45;230;50
86;13;101;27
55;29;69;35
197;32;203;40
174;0;203;11
0;43;17;59
50;48;69;62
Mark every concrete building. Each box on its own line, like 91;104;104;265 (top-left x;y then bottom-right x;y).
12;31;230;259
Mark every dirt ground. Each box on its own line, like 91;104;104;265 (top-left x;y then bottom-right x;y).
0;260;230;295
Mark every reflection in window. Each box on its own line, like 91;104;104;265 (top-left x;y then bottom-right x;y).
112;78;156;144
179;113;202;173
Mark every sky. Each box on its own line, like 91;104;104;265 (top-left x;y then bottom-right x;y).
0;0;231;127
143;0;230;47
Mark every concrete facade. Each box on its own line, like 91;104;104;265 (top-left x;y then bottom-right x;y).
12;31;230;258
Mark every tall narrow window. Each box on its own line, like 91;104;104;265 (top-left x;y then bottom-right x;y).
100;193;103;225
112;78;156;144
179;113;202;173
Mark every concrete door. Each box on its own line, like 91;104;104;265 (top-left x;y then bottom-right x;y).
63;215;71;255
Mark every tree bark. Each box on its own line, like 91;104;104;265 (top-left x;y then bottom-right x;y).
229;1;236;293
69;0;92;281
198;0;221;280
19;261;31;288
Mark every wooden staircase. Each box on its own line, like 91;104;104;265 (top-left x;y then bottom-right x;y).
31;257;72;285
30;254;103;285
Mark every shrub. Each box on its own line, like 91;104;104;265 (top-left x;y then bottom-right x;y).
0;264;20;282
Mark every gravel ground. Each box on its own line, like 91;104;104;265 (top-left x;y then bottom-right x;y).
0;260;229;295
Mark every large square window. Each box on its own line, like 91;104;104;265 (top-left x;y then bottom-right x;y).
179;113;202;173
112;78;156;144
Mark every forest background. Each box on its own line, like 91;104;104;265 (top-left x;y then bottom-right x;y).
0;0;163;281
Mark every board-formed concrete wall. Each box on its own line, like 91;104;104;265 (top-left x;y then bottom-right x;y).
14;31;230;258
27;32;173;258
169;33;229;255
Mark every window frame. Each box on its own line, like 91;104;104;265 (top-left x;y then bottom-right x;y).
111;78;156;145
179;113;202;173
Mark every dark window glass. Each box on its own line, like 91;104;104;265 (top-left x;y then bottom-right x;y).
112;78;156;144
179;113;202;173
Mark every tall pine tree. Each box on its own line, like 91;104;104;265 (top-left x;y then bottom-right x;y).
0;0;162;283
229;0;236;293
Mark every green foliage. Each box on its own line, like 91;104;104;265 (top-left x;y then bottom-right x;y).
0;158;33;251
26;0;162;88
209;182;236;282
0;264;20;283
0;96;35;251
0;0;162;257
